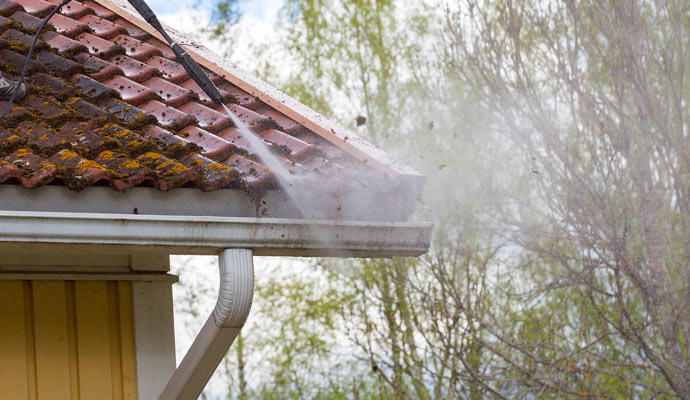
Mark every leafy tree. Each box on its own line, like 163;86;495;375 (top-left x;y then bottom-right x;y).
441;0;690;397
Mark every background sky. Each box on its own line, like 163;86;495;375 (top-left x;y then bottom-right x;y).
146;0;280;20
144;0;284;67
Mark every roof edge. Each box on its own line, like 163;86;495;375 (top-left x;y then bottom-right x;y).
0;211;433;257
95;0;424;180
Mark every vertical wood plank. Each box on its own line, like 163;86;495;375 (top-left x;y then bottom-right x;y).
118;282;138;400
0;281;29;400
65;282;80;400
23;282;37;400
107;283;124;400
32;281;72;400
75;281;113;399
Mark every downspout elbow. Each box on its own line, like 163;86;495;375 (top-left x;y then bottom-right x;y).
213;249;253;328
160;249;254;400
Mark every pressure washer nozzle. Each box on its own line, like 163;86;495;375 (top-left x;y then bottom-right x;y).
0;77;26;100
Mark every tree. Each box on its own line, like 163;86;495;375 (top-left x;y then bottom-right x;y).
441;0;690;397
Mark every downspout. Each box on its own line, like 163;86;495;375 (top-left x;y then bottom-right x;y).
160;249;254;399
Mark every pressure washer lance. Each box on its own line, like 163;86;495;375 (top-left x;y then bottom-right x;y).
126;0;225;106
0;0;73;123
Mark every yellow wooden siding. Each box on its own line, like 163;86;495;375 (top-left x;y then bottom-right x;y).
0;281;137;400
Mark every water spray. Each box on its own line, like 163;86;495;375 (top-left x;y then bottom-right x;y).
127;0;306;212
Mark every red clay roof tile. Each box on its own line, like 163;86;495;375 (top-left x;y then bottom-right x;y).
81;0;115;20
215;127;250;153
145;55;187;83
73;72;117;100
180;152;240;191
142;76;192;107
78;14;125;38
0;126;24;152
180;78;235;106
102;74;157;105
36;50;83;77
0;15;11;33
0;0;23;16
112;17;148;40
111;33;160;60
108;53;156;82
11;10;44;31
2;28;39;48
44;30;89;54
48;13;89;37
75;31;122;57
11;0;54;17
216;81;259;109
141;124;199;156
223;103;267;130
224;153;273;187
0;0;377;199
136;151;195;191
46;0;91;19
139;99;194;130
0;48;44;74
177;101;232;133
0;159;22;183
50;148;112;189
7;148;59;187
258;129;315;160
94;149;154;188
57;121;108;157
73;51;122;80
178;125;236;161
143;36;174;59
256;109;302;134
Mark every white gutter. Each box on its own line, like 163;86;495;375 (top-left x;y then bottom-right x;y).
160;249;254;400
0;211;432;257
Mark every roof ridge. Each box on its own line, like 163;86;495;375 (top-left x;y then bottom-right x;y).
94;0;422;179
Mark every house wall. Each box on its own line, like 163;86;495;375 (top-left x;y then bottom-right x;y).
0;251;178;400
0;280;137;400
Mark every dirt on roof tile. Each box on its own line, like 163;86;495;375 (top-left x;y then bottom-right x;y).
0;0;370;203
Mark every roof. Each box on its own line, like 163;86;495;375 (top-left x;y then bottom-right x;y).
0;0;424;220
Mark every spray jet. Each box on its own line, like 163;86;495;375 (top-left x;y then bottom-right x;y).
127;0;395;221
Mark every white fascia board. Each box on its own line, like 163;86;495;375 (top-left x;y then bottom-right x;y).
0;211;432;258
0;184;417;222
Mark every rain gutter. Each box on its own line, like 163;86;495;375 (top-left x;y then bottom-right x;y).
0;211;432;257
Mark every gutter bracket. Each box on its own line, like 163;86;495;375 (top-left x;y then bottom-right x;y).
160;249;254;399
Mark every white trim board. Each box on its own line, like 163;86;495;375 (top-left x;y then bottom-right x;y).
0;184;417;222
132;281;177;400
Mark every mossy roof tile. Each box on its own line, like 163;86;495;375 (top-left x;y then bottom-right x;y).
0;0;372;197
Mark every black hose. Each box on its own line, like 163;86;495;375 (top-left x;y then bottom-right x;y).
0;0;72;124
